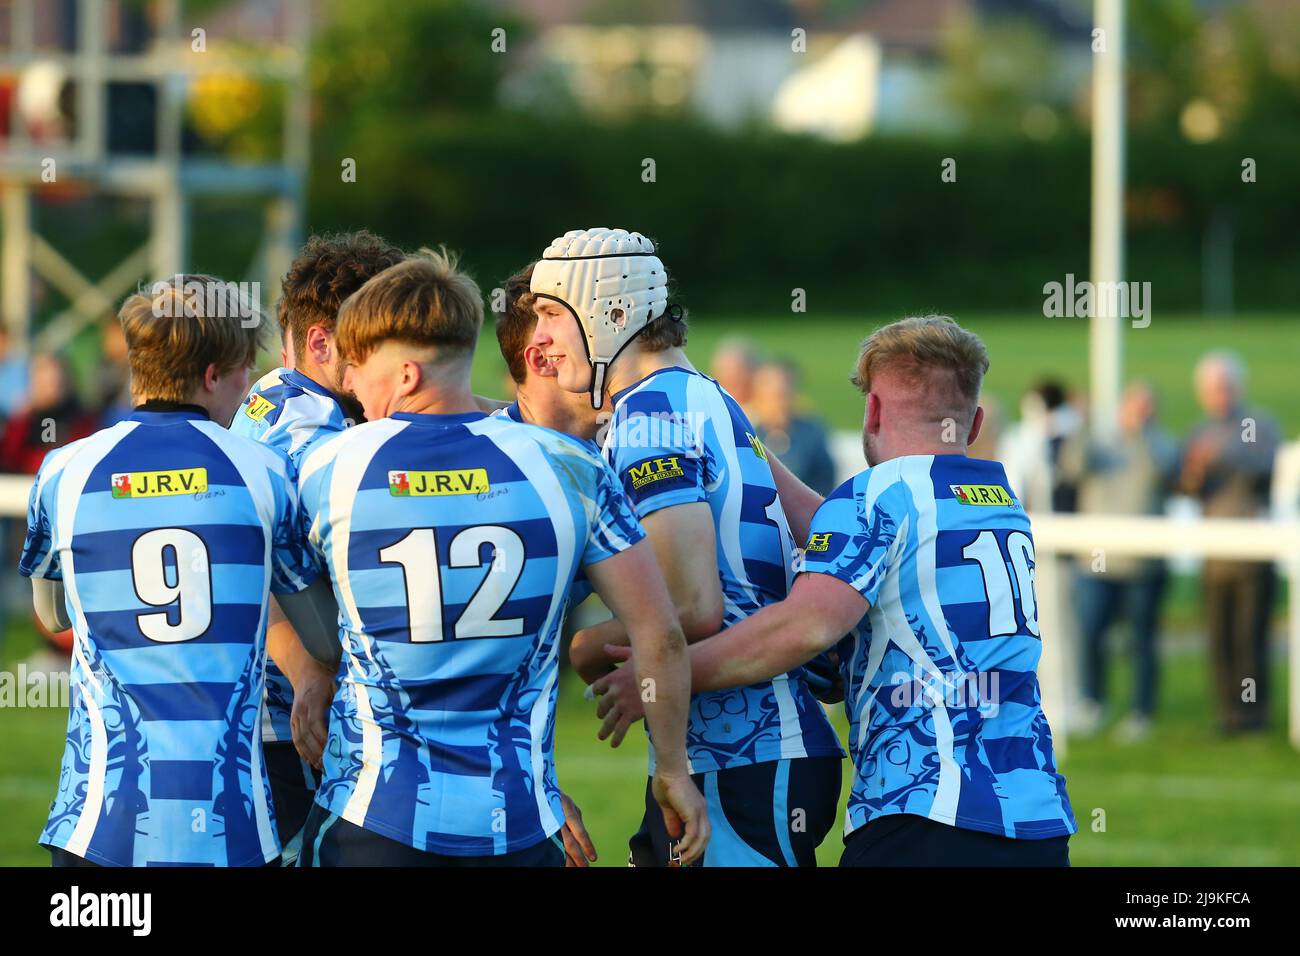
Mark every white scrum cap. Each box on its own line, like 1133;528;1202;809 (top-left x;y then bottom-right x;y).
530;227;669;408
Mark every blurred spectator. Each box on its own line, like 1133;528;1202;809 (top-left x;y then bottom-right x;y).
0;353;97;474
0;325;29;418
1180;350;1281;735
750;359;837;495
1059;382;1178;740
710;336;760;412
96;315;133;426
999;378;1084;512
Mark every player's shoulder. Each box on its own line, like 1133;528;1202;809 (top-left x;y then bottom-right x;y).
32;422;128;488
236;367;342;433
930;455;1026;519
191;418;294;476
477;413;606;470
824;458;911;513
297;415;392;477
611;365;700;416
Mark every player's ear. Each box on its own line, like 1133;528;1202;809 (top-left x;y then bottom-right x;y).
305;324;331;366
400;358;422;397
865;391;883;434
525;344;553;378
967;405;985;448
202;362;221;394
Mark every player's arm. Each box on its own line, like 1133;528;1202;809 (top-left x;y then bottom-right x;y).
591;572;864;744
569;500;723;681
584;539;710;865
274;570;343;768
637;502;725;640
31;578;71;633
686;572;865;692
768;451;824;547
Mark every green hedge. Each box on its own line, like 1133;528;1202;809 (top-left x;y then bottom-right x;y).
301;116;1298;314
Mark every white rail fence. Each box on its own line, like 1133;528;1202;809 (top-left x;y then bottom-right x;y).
3;471;1298;748
1031;513;1300;751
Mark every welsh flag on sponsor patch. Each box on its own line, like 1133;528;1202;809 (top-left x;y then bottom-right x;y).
111;474;132;498
953;486;970;504
389;471;410;496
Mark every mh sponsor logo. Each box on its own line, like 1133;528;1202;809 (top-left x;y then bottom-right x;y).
627;456;685;490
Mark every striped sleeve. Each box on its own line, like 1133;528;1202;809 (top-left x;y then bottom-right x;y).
267;451;321;594
606;391;709;519
18;450;61;579
798;471;904;608
582;458;646;567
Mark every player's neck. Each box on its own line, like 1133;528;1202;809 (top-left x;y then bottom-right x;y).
604;346;694;399
514;382;600;439
874;439;970;463
135;391;216;419
516;385;583;437
291;355;334;393
394;385;480;417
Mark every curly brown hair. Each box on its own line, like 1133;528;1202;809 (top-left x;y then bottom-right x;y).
278;231;406;364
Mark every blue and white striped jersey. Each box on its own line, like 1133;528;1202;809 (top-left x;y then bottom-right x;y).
297;411;644;856
798;455;1077;840
229;367;349;742
19;406;318;866
604;367;843;773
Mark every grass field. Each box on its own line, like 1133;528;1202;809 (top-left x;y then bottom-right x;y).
471;313;1300;437
1;311;1296;866
1;615;1297;866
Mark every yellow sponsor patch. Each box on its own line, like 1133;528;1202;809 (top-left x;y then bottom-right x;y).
388;469;489;497
244;394;276;422
950;484;1015;507
747;432;768;461
805;532;835;552
627;457;685;490
111;468;208;498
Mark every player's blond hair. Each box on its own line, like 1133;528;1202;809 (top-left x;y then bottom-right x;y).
852;315;989;420
118;274;264;402
335;248;482;365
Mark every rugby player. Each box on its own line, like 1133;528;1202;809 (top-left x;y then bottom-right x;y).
596;316;1079;866
530;227;844;866
228;231;405;865
21;275;318;866
281;249;707;865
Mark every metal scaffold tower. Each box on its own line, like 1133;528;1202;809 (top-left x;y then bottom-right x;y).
0;0;310;351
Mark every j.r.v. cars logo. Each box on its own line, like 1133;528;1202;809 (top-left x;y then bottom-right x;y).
950;484;1016;507
388;469;489;496
111;468;207;498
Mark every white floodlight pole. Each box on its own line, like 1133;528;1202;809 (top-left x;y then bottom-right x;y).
1090;0;1125;442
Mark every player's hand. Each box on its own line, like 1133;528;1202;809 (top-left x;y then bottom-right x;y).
290;668;335;770
590;645;645;747
650;771;710;867
559;790;598;866
569;627;616;685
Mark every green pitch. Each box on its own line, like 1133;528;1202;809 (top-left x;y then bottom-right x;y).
2;312;1297;866
472;313;1300;438
2;617;1297;867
